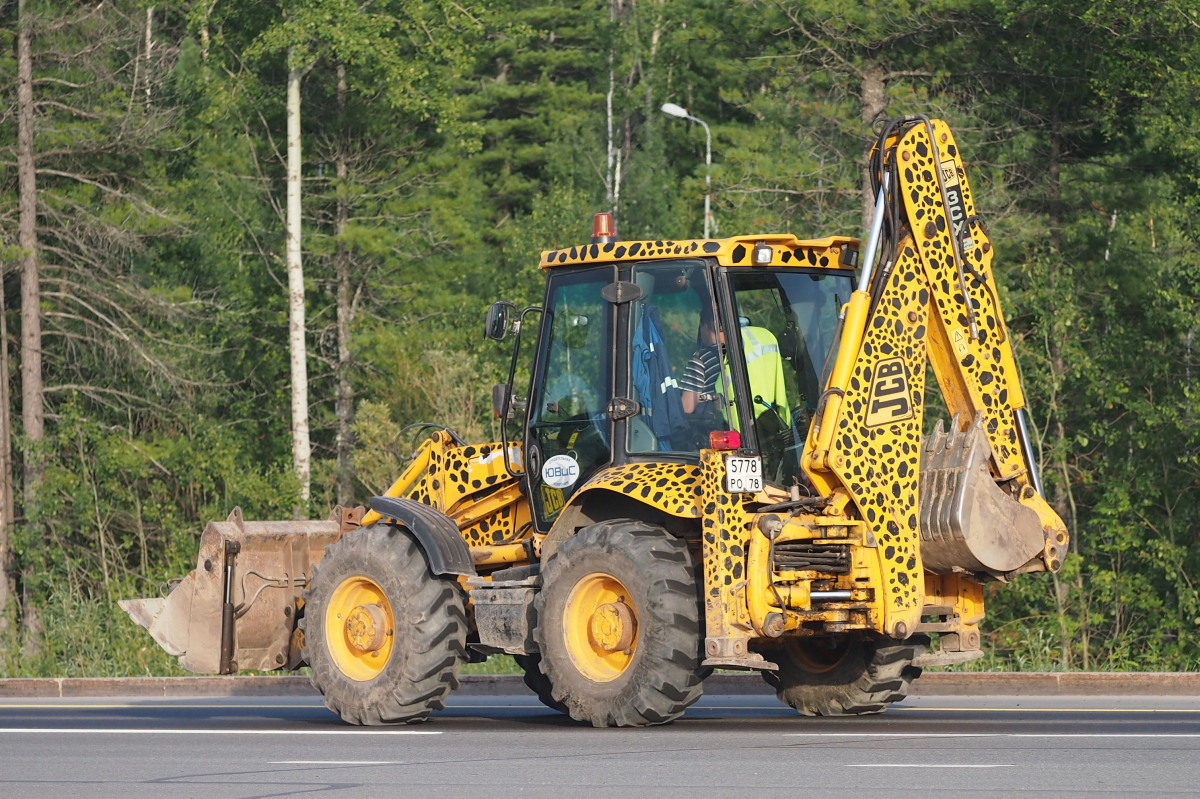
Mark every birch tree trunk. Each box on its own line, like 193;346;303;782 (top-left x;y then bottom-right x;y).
286;55;311;513
604;0;620;213
143;7;154;106
199;0;216;61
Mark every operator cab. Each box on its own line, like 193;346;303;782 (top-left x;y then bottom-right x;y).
488;214;856;530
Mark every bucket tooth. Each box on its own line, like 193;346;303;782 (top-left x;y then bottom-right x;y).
918;415;1043;575
924;418;948;464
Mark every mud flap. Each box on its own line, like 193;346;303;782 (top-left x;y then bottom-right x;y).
119;507;357;673
918;417;1044;575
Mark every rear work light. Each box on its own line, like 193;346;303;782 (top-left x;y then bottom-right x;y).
709;430;741;450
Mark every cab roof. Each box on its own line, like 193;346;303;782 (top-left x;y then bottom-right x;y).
539;233;860;271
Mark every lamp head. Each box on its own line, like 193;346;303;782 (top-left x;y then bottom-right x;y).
661;102;690;119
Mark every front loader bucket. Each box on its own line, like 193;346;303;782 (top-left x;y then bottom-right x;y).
119;507;358;673
918;417;1044;575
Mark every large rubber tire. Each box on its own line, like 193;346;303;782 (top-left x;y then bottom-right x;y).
762;635;927;716
534;519;706;727
513;654;568;714
301;524;468;725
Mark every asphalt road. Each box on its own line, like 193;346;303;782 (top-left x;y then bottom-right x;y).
2;690;1199;798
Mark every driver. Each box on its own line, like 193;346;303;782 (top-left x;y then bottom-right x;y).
679;312;792;428
679;312;722;414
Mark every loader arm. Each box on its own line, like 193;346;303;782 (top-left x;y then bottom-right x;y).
801;117;1069;638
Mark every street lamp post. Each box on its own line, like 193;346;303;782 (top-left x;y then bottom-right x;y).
661;102;713;239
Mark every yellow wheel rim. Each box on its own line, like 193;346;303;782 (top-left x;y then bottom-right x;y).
326;575;395;681
563;572;638;682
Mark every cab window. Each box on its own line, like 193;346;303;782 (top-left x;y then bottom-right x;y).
728;269;853;484
626;261;727;454
526;268;613;525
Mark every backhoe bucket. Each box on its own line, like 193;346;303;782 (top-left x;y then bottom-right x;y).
119;507;357;673
918;417;1044;575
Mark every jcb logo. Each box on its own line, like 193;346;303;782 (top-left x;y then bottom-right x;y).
865;358;915;427
939;158;960;188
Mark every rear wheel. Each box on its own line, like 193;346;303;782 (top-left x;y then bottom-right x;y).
534;519;705;727
301;524;467;724
513;654;568;714
762;635;927;716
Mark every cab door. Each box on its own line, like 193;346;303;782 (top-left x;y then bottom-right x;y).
525;266;614;530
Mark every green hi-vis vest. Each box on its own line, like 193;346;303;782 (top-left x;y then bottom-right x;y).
741;325;791;424
715;326;792;431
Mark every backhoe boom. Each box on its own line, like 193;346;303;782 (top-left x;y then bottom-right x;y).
801;117;1067;638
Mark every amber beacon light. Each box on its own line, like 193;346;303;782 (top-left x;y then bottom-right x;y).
592;212;616;244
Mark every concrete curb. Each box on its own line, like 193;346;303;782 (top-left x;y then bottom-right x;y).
1;671;1198;699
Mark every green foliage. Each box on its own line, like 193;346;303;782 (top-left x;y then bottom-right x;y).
1;402;299;676
1;583;190;678
461;655;521;675
957;0;1200;670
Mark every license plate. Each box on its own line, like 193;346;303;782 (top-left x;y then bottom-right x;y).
725;455;762;494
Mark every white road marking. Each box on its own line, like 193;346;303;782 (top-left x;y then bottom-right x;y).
848;764;1014;768
272;761;401;765
694;705;1200;714
785;732;1200;739
0;703;323;710
0;728;439;735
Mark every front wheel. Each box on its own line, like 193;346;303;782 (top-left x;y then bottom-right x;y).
762;635;927;716
534;519;706;727
301;524;468;724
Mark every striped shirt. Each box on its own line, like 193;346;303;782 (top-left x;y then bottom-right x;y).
679;345;721;395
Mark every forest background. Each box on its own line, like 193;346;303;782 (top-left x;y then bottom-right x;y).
0;0;1197;677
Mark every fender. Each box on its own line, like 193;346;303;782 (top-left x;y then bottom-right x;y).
367;496;476;577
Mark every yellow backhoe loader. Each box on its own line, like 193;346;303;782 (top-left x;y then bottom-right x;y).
122;117;1068;726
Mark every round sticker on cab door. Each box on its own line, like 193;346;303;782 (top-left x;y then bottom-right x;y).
541;454;581;489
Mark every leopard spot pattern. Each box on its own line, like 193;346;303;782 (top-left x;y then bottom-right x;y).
577;462;703;519
829;244;929;623
901;120;1026;480
405;439;526;547
699;450;754;639
541;240;707;269
539;237;856;271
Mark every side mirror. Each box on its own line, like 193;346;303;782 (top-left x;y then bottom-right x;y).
484;301;515;341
